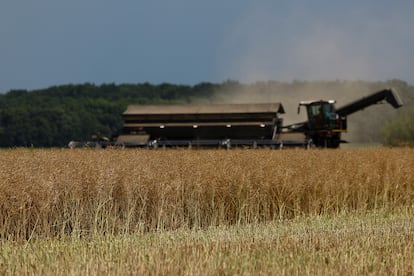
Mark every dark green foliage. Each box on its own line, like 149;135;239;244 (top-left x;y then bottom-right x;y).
0;80;413;147
382;107;414;146
0;83;212;147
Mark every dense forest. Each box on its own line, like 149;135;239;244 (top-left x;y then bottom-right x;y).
0;80;413;147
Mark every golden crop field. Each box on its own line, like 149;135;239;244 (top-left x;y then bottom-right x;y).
0;148;413;274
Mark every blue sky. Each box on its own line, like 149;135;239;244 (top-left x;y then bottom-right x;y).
0;0;413;92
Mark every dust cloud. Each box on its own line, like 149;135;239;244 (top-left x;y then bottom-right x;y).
215;3;412;85
209;81;374;123
206;80;400;143
210;4;409;143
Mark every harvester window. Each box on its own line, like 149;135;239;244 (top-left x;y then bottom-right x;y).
308;102;334;129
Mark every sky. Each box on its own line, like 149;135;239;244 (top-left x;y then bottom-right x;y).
1;0;413;93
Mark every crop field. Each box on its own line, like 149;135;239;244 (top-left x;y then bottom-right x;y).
0;148;413;274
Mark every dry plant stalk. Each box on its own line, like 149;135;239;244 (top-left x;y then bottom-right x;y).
0;148;413;240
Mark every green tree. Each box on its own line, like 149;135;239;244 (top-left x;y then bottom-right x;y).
382;107;414;146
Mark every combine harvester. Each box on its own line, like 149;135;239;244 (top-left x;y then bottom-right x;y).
113;88;402;149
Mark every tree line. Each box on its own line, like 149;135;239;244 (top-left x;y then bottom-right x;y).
0;80;412;147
